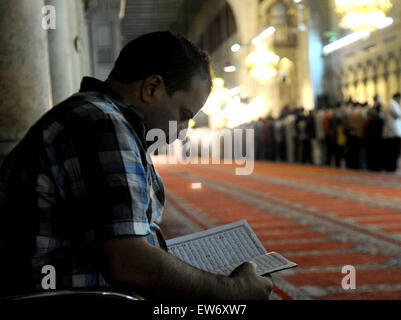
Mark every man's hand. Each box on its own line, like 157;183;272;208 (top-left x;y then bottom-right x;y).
228;262;274;300
101;236;274;300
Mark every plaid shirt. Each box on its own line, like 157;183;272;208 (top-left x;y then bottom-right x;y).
0;77;165;294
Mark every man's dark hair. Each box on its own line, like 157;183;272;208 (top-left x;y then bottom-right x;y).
109;31;213;95
393;92;401;100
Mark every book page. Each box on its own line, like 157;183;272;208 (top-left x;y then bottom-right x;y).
166;220;297;275
214;252;298;276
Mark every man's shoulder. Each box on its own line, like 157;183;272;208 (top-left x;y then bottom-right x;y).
23;92;130;147
54;92;125;122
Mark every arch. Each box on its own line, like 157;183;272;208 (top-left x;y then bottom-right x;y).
388;72;399;98
347;66;356;84
198;1;238;54
387;54;398;73
356;64;365;82
366;60;376;79
227;0;258;44
348;83;356;100
268;1;288;26
376;56;386;77
376;75;388;104
386;54;399;98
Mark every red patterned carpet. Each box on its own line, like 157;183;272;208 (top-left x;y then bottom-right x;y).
156;161;401;300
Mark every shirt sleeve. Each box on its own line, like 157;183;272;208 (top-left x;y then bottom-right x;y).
59;105;151;240
390;101;401;118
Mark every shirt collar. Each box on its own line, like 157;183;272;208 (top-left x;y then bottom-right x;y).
79;77;143;118
79;77;148;149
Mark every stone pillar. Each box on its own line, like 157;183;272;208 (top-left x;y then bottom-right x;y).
46;0;75;106
0;0;51;163
306;0;330;109
296;13;314;110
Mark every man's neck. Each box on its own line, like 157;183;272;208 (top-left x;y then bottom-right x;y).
105;78;146;112
105;78;160;139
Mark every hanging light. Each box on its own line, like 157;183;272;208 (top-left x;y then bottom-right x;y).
231;43;241;52
335;0;392;31
250;66;277;81
251;26;276;45
224;63;237;73
245;41;280;81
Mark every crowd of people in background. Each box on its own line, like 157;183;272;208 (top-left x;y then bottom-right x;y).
245;93;401;172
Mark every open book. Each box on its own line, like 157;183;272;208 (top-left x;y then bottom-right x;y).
166;220;297;276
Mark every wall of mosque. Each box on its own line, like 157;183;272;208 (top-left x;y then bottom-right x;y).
208;0;316;119
323;0;401;106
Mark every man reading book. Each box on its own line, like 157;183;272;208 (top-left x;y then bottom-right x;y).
0;31;273;300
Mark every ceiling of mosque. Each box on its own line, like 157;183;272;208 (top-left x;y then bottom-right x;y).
121;0;206;45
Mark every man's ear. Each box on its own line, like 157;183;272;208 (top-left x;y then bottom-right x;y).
141;75;165;103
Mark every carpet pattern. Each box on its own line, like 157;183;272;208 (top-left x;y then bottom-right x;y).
156;161;401;300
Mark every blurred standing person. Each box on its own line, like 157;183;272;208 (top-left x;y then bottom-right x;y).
280;116;288;161
254;118;264;160
294;108;304;163
274;117;284;161
280;105;291;119
373;94;382;111
365;95;384;171
383;93;401;172
343;99;353;167
303;110;315;164
323;106;335;166
313;106;326;165
296;109;306;163
333;103;347;168
346;102;363;169
262;116;271;160
359;103;369;169
268;117;276;160
285;111;297;163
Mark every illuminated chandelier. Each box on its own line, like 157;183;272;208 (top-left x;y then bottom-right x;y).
245;42;280;81
335;0;392;31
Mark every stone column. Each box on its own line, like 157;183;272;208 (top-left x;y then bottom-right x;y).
296;21;314;110
305;0;330;109
0;0;51;163
46;0;75;106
